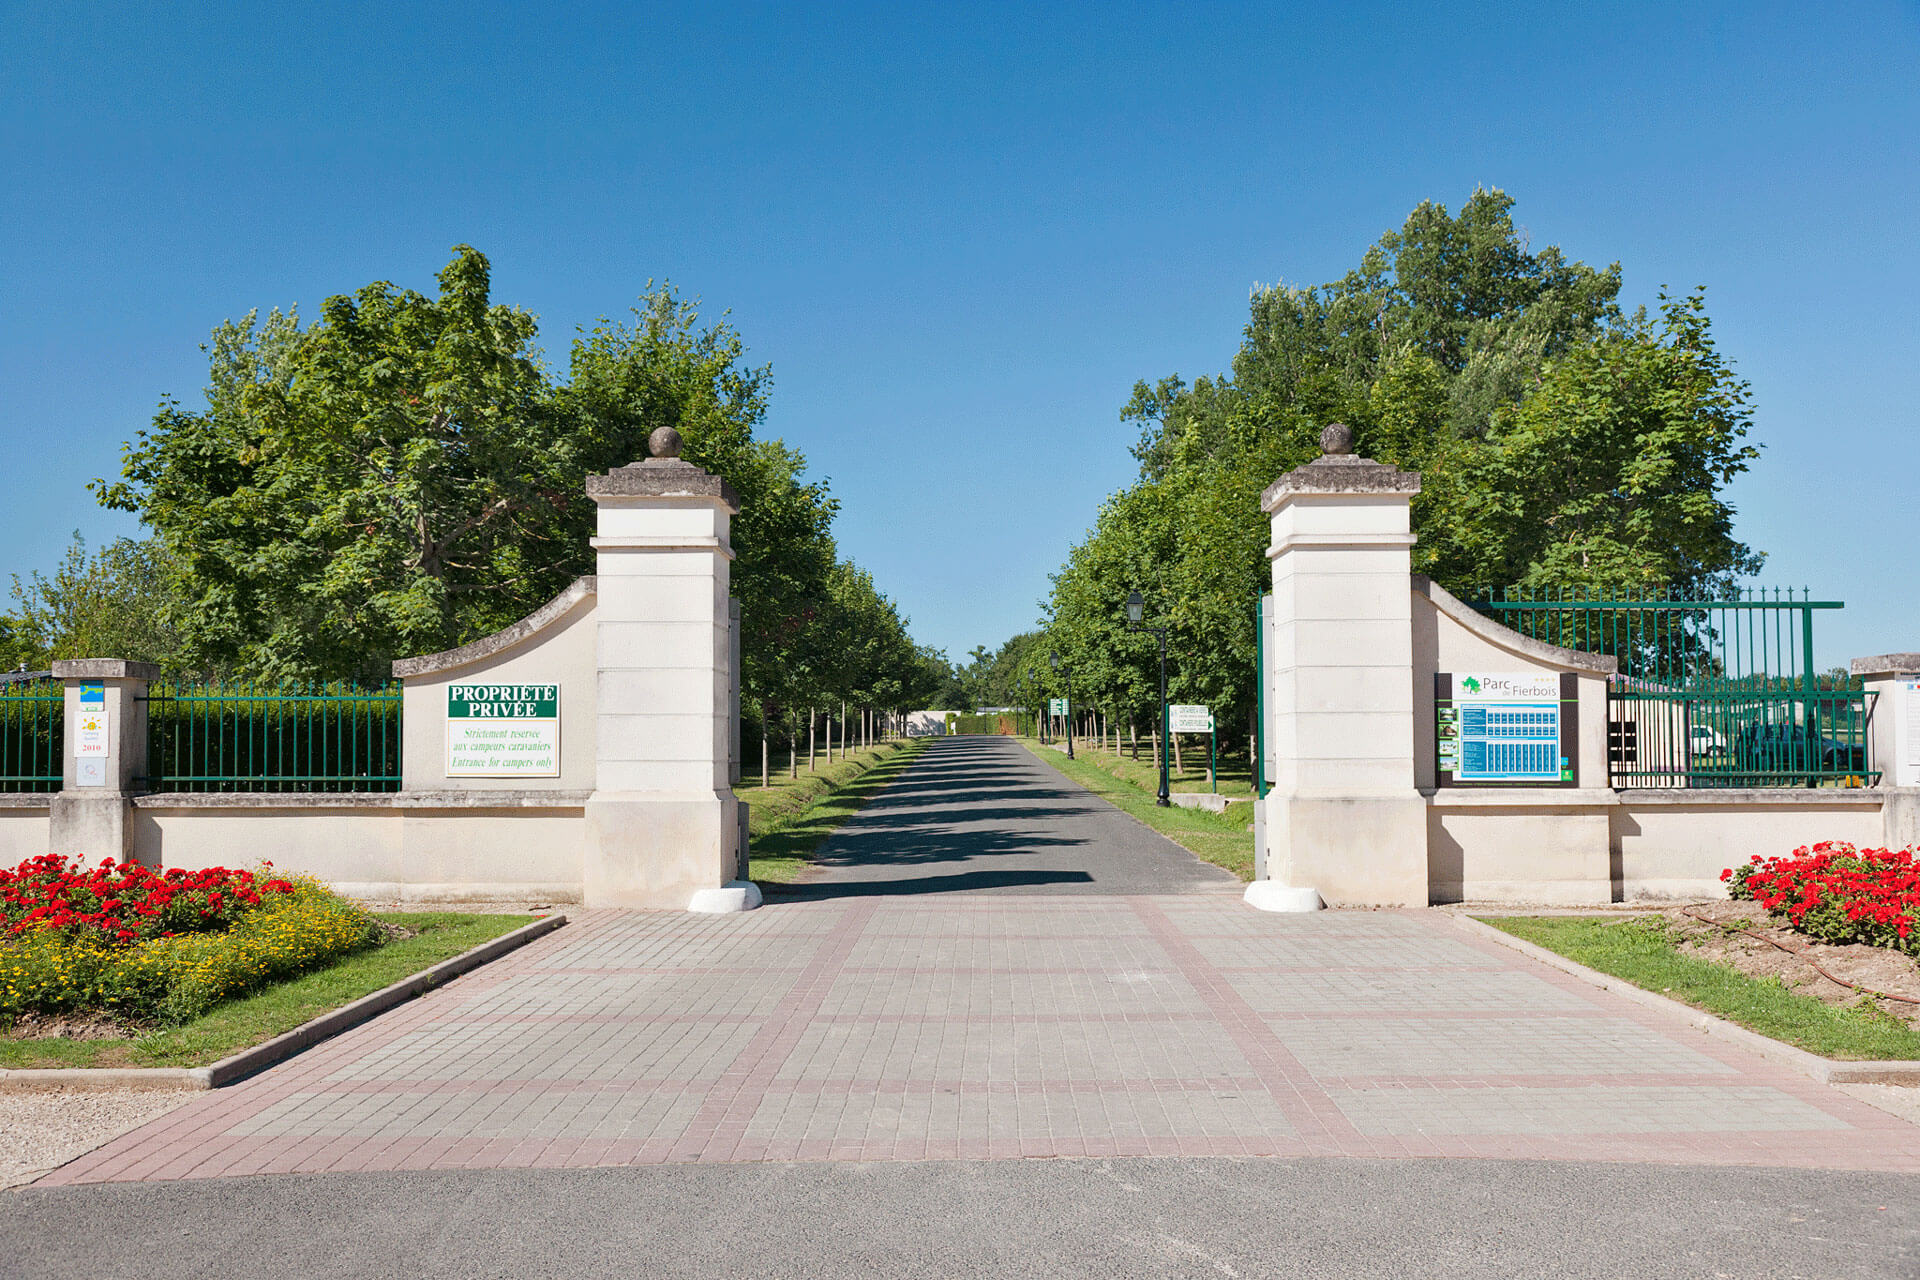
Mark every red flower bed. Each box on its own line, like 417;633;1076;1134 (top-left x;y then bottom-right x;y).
0;854;295;947
1724;842;1920;954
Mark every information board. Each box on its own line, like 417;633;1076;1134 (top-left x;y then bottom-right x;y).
1897;676;1920;789
1435;673;1576;787
446;683;560;778
1169;704;1214;734
1047;697;1068;717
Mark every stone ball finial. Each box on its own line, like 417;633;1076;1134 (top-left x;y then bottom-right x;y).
647;425;683;460
1318;422;1354;456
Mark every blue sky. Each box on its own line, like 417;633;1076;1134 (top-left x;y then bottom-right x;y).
2;2;1916;669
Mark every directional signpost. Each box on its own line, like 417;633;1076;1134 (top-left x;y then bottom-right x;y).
1169;704;1218;793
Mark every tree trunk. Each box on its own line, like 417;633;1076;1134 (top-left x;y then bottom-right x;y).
761;732;769;790
1173;732;1184;776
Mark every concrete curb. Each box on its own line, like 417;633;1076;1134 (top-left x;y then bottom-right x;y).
0;914;567;1093
1448;911;1920;1086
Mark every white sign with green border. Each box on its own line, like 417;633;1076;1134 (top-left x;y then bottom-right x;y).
1169;704;1214;734
446;683;560;777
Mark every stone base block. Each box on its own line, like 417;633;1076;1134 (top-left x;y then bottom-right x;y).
1265;792;1428;907
1243;881;1322;912
51;794;134;865
1886;789;1920;849
1170;792;1228;814
584;791;739;910
688;880;762;913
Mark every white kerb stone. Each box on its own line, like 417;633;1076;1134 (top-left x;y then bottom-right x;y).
1243;881;1323;912
688;880;762;913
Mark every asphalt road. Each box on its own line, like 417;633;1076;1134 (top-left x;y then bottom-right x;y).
773;735;1241;899
7;1156;1917;1279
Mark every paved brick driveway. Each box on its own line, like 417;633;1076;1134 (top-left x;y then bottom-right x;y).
38;741;1920;1185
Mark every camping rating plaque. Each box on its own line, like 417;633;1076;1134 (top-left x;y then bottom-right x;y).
446;683;560;778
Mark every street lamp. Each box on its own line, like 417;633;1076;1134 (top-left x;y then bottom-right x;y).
1125;590;1170;807
1049;652;1074;759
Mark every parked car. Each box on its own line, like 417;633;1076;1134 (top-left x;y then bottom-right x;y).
1688;724;1726;754
1732;721;1863;787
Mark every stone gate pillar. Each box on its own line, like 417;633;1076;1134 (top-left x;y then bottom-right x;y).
49;659;157;866
1852;653;1920;848
1249;424;1427;909
583;427;755;911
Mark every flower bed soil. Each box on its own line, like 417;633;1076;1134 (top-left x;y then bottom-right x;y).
1663;901;1920;1031
7;1011;138;1042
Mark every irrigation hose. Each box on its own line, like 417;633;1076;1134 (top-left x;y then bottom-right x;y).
1679;907;1920;1006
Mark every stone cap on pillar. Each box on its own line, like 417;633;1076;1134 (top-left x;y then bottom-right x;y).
1261;422;1421;512
51;659;161;681
586;427;740;512
1852;654;1920;680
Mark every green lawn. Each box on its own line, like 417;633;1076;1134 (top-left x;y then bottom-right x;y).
0;912;537;1070
1063;735;1260;802
1482;914;1920;1061
747;738;928;884
1017;737;1255;880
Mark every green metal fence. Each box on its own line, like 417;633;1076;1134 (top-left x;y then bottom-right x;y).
1478;587;1875;789
141;682;403;792
0;679;63;792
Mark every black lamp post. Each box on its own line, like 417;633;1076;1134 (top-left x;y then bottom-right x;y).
1125;590;1170;807
1049;652;1074;759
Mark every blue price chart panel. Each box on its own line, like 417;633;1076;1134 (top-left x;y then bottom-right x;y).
1435;672;1576;787
1458;703;1559;780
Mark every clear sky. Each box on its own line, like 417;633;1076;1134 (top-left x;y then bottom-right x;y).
3;2;1916;669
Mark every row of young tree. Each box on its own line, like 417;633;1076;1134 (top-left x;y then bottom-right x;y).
6;247;950;751
998;189;1767;752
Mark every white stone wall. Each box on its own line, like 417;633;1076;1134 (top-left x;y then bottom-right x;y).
127;798;586;902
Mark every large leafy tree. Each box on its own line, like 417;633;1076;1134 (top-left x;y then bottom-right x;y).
96;247;929;716
1038;190;1762;745
97;248;559;679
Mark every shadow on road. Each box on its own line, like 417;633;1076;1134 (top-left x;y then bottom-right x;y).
773;735;1239;898
768;868;1096;899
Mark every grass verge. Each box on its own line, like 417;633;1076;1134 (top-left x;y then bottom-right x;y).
0;912;536;1070
1482;914;1920;1061
1018;738;1255;880
749;739;928;884
1067;738;1258;805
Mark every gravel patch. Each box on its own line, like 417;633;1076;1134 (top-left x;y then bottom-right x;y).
0;1087;194;1189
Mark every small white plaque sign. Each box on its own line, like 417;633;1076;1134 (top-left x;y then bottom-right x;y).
1169;704;1214;734
73;708;110;758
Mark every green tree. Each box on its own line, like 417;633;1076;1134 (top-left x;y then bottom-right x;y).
1423;291;1763;597
8;534;187;670
95;248;909;712
1047;191;1761;745
97;247;556;679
